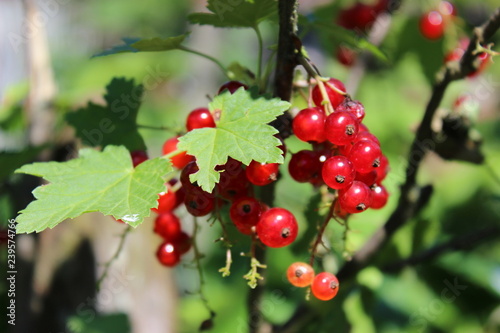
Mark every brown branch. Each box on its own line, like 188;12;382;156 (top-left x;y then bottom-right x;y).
275;6;500;332
337;5;500;282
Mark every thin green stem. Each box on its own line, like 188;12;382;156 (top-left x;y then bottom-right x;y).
254;25;264;89
96;225;132;291
308;202;336;267
179;46;228;77
137;124;172;131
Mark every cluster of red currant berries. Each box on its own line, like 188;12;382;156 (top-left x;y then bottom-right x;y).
130;81;301;267
287;262;339;301
291;77;389;215
419;1;457;40
335;0;388;66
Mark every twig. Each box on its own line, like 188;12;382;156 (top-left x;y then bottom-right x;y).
96;225;132;291
308;202;336;266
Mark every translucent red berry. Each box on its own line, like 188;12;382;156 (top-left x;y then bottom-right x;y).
288;150;323;183
154;213;182;240
130;150;148;167
322;156;356;190
229;197;264;235
355;170;377;187
338;181;373;214
375;154;390;183
371;184;389;209
311;78;346;109
311;272;340;301
325;111;359;146
245;161;279;186
184;186;215;217
287;262;315;287
156;241;181;267
162;136;194;169
336;45;356;67
348;140;382;173
292;107;326;143
256;208;298;248
218;81;248;94
186;107;215;131
335;99;365;122
419;11;445;40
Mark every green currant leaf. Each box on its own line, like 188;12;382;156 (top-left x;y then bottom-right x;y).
93;34;189;57
65;78;146;152
14;145;172;234
188;0;277;28
177;88;289;192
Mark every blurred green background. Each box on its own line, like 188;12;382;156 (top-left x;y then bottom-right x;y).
1;0;499;332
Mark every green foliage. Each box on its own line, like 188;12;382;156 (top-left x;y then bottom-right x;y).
14;145;172;233
188;0;277;28
67;313;131;333
93;34;189;57
0;146;46;182
65;78;146;151
177;88;289;192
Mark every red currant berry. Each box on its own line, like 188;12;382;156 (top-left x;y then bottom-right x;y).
311;272;340;301
184;186;215;217
348;140;382;173
156;241;181;267
162;136;194;169
154;213;182;240
173;231;191;254
229;197;264;235
351;2;377;31
180;161;199;188
186;107;215;131
216;159;250;200
322;156;356;190
130;150;148;167
419;11;444;40
354;131;381;146
312;78;346;109
355;170;377;187
371;184;389;209
256;208;298;248
288;150;322;183
292;107;326;143
335;99;365;122
338;181;373;214
375;154;390;183
287;262;315;287
336;45;356;67
325;111;359;146
218;81;248;95
245;161;279;186
153;182;182;214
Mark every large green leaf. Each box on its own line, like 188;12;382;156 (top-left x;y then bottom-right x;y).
93;34;189;57
188;0;277;28
177;88;289;192
15;145;172;234
65;78;146;152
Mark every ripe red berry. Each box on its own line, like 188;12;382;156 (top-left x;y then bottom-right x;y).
186;107;215;131
375;154;390;183
325;111;359;146
173;231;192;254
229;197;264;235
287;262;315;287
336;45;356;67
371;184;389;209
153;184;180;214
355;170;377;187
130;150;148;167
218;81;248;95
216;159;250;200
162;136;194;169
419;11;445;40
180;161;199;188
156;241;181;267
292;107;327;143
354;131;381;146
322;156;356;190
311;272;340;301
335;99;365;122
256;208;298;248
348;140;382;173
288;150;323;183
184;186;215;217
154;213;182;240
311;78;346;109
245;161;279;186
338;181;373;214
